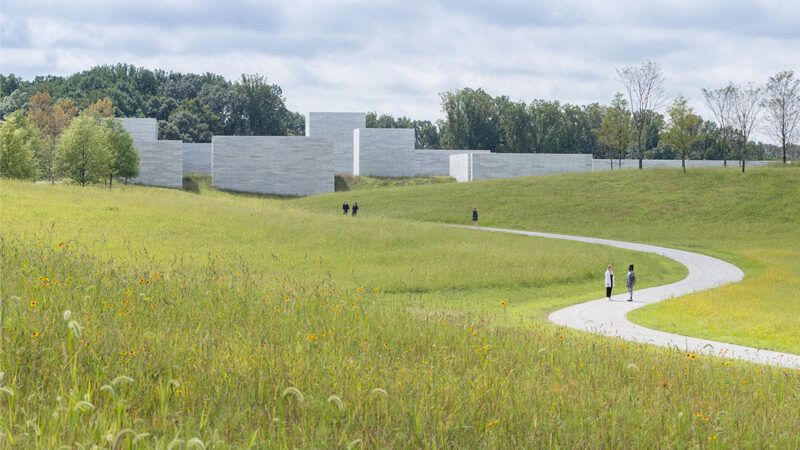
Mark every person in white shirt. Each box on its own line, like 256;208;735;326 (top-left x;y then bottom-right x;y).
604;265;614;300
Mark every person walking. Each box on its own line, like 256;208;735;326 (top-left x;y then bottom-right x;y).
342;201;350;215
604;265;614;300
472;207;478;225
352;202;359;217
625;264;636;302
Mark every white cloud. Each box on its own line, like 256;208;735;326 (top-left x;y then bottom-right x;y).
1;0;798;142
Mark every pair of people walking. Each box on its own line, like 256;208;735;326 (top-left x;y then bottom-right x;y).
342;201;359;217
604;264;635;302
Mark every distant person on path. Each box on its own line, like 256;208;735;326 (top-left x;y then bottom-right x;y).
342;201;350;215
352;202;359;217
472;207;478;225
626;264;636;302
604;265;614;300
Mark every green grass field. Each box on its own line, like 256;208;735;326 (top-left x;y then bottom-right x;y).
2;168;799;448
297;165;800;354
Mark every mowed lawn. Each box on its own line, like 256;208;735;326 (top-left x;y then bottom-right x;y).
296;165;800;354
2;180;799;448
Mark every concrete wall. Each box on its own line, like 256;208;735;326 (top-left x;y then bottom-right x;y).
211;136;334;196
592;159;773;171
450;153;472;182
119;118;158;142
452;153;593;182
306;112;366;175
118;118;183;188
183;143;212;175
353;128;415;176
130;140;183;188
412;149;490;177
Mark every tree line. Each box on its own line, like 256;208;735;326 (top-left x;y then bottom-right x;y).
2;62;798;182
1;64;304;143
370;65;798;171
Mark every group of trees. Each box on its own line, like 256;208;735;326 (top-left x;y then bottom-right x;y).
702;72;800;169
2;62;798;182
365;112;441;149
0;92;138;185
1;64;304;143
374;66;798;172
368;89;610;155
599;62;798;172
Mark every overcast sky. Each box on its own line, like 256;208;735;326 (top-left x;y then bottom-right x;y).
2;0;798;128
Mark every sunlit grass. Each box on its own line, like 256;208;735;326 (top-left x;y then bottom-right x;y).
3;237;799;447
1;180;682;314
296;165;800;354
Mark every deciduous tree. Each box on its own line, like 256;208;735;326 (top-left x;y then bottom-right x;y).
730;83;763;172
764;70;800;164
27;92;78;181
702;84;736;166
102;118;139;187
616;61;667;169
0;112;41;179
57;113;112;185
85;97;115;117
661;95;702;172
598;93;632;168
440;88;500;151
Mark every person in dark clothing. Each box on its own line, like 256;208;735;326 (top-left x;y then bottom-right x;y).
352;203;359;216
472;207;478;225
626;264;636;302
604;265;614;300
342;201;350;215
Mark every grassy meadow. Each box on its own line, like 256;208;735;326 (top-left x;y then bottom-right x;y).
2;167;799;448
297;165;800;355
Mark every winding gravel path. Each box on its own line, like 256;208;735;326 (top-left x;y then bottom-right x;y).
463;225;800;369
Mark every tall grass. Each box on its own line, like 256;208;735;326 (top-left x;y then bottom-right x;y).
295;166;800;353
3;237;799;448
0;180;684;318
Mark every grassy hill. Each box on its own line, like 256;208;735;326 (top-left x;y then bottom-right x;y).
2;171;799;448
296;165;800;354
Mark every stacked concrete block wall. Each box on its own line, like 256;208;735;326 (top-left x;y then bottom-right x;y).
118;118;158;142
118;117;183;188
592;159;773;171
453;153;593;182
211;136;334;196
412;149;490;176
353;128;415;176
130;140;183;188
182;143;212;175
306;112;366;175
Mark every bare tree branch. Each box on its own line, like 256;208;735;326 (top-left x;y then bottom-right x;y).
764;70;800;163
730;83;762;172
616;60;666;169
702;84;736;166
